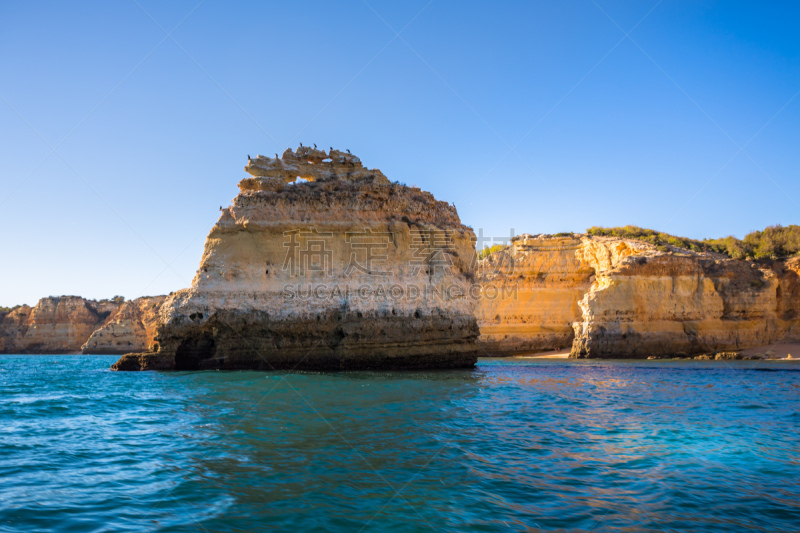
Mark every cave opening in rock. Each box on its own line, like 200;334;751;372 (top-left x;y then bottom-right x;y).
174;334;217;370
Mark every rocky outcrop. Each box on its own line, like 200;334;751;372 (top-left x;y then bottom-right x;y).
244;146;388;184
81;296;166;354
477;235;800;358
476;235;595;355
572;251;800;358
0;296;124;354
0;305;32;353
113;147;479;371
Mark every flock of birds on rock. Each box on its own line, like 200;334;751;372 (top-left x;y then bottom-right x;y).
247;145;351;162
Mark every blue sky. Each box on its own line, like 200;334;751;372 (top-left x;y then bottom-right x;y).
1;0;798;306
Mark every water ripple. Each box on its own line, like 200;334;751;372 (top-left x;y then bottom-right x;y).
0;356;799;532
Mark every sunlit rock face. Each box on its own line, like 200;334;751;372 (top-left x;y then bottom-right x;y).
475;235;596;356
477;236;800;358
572;252;800;358
113;147;479;371
82;296;166;355
0;296;123;354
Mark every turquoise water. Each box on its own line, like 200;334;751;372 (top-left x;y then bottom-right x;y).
1;356;799;532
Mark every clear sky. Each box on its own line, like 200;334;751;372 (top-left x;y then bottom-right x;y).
1;0;799;306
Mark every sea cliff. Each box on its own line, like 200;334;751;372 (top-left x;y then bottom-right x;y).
112;147;480;371
0;296;121;353
82;296;166;354
477;234;800;358
5;198;797;361
476;235;594;356
0;295;165;354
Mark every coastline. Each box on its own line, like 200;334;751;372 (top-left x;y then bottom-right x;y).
512;349;572;359
741;343;800;360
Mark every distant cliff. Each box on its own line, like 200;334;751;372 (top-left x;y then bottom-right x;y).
477;234;800;358
82;296;167;354
0;296;164;354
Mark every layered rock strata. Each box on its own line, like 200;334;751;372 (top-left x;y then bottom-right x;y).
476;235;595;356
81;296;166;354
0;296;123;353
572;251;800;358
477;235;800;358
113;147;479;371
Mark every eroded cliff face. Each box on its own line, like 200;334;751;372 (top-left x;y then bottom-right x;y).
476;235;594;355
477;235;800;358
113;147;479;371
0;296;123;354
572;251;800;358
81;296;166;354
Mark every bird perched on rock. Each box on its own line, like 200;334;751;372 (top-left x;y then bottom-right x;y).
300;142;303;147
275;154;278;159
247;154;251;160
346;149;351;154
313;143;317;148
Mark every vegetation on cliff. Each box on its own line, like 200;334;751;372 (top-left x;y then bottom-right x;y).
733;225;800;259
587;225;800;260
478;244;506;260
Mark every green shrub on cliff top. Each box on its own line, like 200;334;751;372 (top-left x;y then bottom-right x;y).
586;225;800;260
478;244;505;260
586;226;725;254
741;225;800;259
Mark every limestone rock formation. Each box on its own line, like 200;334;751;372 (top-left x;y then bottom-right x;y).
571;250;800;358
476;234;594;356
244;146;389;184
0;296;124;354
113;147;479;371
81;296;166;354
477;235;800;358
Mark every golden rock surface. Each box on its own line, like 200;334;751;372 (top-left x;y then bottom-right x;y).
113;148;479;371
477;235;800;358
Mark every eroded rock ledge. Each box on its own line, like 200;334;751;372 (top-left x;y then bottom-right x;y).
477;234;800;358
113;147;479;371
243;145;388;185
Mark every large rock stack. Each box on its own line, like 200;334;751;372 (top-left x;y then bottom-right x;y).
113;147;480;370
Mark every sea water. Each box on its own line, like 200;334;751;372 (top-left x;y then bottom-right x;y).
1;355;798;532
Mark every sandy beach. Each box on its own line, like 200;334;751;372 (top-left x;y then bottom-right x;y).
513;349;572;359
509;344;800;361
741;343;800;360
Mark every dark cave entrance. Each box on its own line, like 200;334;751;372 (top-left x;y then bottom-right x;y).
174;334;217;370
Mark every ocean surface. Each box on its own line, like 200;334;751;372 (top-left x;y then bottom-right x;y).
1;355;799;532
